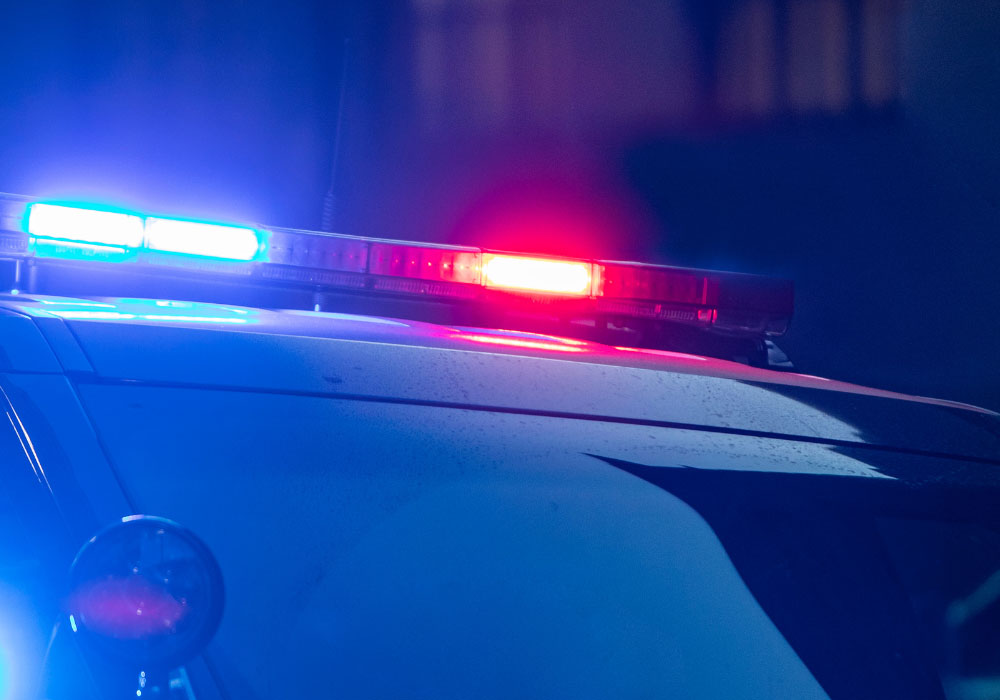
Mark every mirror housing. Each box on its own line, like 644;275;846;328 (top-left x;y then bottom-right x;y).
67;515;224;671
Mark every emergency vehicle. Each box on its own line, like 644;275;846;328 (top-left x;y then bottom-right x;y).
0;194;998;699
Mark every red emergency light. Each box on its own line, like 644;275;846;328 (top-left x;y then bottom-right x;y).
482;253;596;296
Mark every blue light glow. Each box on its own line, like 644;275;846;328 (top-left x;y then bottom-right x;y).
48;310;137;320
46;309;249;324
39;299;116;308
136;314;248;324
0;586;41;700
0;648;7;700
30;238;135;263
69;614;78;633
26;203;144;248
145;217;261;261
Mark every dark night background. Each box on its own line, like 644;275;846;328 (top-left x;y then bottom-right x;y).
0;0;997;409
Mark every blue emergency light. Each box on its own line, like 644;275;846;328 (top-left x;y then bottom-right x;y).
27;203;144;249
25;203;262;262
144;217;260;261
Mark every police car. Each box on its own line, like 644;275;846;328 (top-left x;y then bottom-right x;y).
1;195;998;700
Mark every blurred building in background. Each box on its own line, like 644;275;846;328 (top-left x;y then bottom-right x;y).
405;0;899;133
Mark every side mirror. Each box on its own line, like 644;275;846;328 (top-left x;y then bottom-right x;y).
67;515;224;672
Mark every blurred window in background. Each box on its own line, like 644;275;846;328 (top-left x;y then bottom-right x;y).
408;0;903;137
409;0;701;135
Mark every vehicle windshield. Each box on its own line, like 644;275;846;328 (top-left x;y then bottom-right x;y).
76;382;1000;700
880;517;1000;698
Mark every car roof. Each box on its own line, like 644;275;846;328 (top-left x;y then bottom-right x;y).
3;294;999;464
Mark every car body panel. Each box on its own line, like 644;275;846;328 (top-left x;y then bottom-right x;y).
1;295;997;464
0;308;65;373
0;372;131;528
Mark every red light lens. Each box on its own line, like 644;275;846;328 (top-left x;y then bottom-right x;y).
601;263;706;304
369;243;481;284
482;253;595;296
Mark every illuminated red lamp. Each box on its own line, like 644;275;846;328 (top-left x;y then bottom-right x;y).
482;253;597;296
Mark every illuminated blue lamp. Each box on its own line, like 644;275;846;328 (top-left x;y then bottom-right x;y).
145;217;261;261
26;203;144;248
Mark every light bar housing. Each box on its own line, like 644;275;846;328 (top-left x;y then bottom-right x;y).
0;195;793;342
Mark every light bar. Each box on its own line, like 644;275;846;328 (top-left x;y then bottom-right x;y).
145;218;261;261
27;203;143;248
482;253;594;296
0;195;793;338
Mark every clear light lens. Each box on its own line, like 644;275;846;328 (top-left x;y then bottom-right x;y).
27;204;144;248
265;230;368;272
482;253;593;295
144;218;260;261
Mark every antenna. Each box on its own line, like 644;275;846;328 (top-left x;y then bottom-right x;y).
322;39;352;233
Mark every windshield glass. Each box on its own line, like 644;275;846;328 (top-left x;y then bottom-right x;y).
880;518;1000;699
78;382;1000;699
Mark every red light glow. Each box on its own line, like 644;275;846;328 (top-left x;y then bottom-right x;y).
451;333;587;353
614;346;708;361
482;254;594;296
